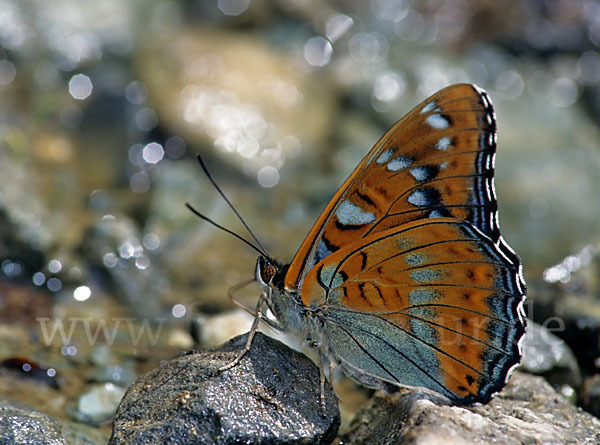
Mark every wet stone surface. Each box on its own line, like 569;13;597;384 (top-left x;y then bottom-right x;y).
0;396;69;445
110;332;340;444
342;372;600;445
0;396;108;445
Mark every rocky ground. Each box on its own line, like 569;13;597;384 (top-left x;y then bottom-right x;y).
2;1;600;444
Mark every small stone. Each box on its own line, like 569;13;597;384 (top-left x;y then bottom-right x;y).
75;383;126;425
110;332;340;444
167;329;195;349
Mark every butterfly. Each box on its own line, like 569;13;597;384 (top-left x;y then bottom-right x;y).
191;83;527;407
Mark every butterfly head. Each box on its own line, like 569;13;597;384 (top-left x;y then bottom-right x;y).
255;256;279;286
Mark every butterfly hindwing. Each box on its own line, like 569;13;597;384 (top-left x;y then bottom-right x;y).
285;84;503;291
300;218;525;404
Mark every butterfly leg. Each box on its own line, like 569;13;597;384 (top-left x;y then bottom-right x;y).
227;278;285;332
219;289;269;372
227;277;258;317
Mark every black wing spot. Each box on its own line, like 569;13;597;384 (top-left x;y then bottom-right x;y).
321;235;339;254
335;219;366;231
358;283;369;303
356;190;376;207
374;284;385;305
360;251;367;271
447;246;459;256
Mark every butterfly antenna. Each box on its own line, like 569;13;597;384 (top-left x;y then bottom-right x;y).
185;203;267;258
190;154;269;257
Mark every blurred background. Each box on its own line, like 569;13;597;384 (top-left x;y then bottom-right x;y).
1;0;600;439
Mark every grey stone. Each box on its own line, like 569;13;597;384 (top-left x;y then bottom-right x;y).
0;397;68;445
110;332;340;444
342;372;600;445
0;397;107;445
520;321;581;389
74;383;126;425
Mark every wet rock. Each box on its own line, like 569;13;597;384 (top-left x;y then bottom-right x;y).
342;372;600;444
0;396;68;444
110;332;340;444
520;321;581;389
0;396;108;444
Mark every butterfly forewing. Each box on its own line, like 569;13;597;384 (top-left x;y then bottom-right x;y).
300;218;525;404
285;84;502;292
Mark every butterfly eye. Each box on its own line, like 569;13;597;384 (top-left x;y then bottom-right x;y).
261;264;277;284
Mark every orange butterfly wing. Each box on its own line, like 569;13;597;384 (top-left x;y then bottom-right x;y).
285;84;515;293
299;218;525;403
